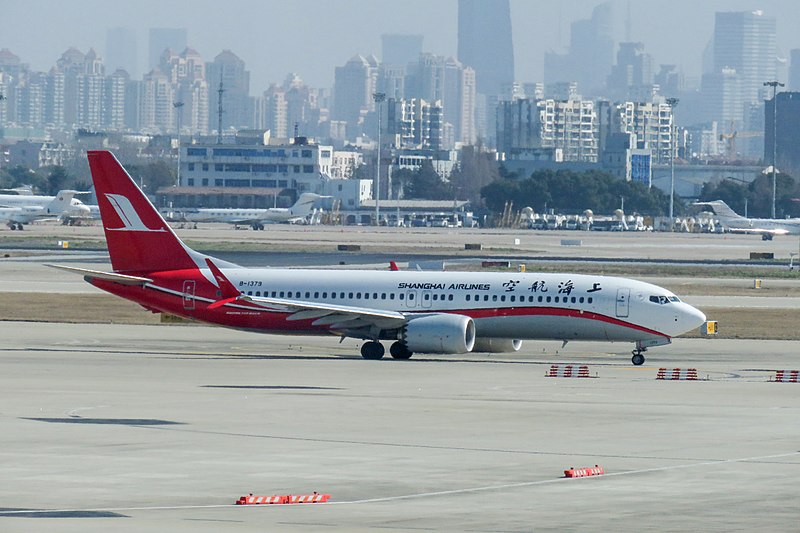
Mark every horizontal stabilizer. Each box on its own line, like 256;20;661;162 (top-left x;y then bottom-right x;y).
46;264;152;286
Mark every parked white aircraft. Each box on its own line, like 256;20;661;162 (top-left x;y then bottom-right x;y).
0;190;90;229
51;151;707;365
694;200;800;239
183;193;329;229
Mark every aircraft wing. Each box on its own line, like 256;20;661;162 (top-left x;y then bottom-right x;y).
204;259;406;330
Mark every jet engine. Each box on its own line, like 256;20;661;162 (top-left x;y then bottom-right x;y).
472;338;522;353
403;313;476;354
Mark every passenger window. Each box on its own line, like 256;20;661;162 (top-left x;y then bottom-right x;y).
409;293;415;300
271;291;277;297
247;291;252;295
390;293;395;300
399;293;404;300
433;294;438;301
424;294;430;300
349;292;354;299
554;296;559;303
331;292;336;299
314;292;319;298
510;295;515;302
579;296;584;303
546;296;551;303
305;292;310;298
374;293;378;299
323;292;328;298
256;291;261;296
381;293;387;299
588;297;593;304
500;295;506;302
279;291;285;297
538;296;543;302
448;294;453;301
364;293;370;299
357;292;362;299
484;295;489;301
466;295;471;301
492;295;498;302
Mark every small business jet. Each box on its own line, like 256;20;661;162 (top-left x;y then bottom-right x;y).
0;190;90;229
694;200;800;240
51;151;707;365
182;192;328;229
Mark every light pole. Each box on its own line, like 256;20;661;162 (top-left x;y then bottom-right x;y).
173;101;184;187
666;97;679;230
764;81;784;218
372;92;385;225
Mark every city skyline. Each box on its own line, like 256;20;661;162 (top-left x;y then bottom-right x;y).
4;0;800;93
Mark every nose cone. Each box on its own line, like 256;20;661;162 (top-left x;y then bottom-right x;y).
677;303;707;336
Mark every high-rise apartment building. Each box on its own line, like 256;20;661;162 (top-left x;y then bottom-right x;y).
788;49;800;91
457;0;514;97
206;50;251;131
332;54;379;136
159;48;209;135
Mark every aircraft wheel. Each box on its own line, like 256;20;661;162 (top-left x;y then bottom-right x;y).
16;223;23;231
258;224;265;230
631;352;645;366
389;341;413;360
361;341;385;360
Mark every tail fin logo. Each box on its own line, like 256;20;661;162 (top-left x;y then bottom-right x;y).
104;193;166;232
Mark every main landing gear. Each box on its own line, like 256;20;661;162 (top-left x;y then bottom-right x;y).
360;341;385;360
360;341;414;360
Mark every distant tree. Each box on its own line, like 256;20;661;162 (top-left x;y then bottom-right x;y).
481;168;674;215
449;145;500;203
404;161;452;199
45;166;70;195
700;172;800;217
125;160;176;194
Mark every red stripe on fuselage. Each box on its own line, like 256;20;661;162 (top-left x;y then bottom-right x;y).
91;278;669;340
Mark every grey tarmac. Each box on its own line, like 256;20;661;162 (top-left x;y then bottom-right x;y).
0;321;798;532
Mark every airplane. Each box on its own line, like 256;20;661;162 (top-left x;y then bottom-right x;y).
182;192;329;230
694;200;800;240
50;151;707;366
0;190;90;229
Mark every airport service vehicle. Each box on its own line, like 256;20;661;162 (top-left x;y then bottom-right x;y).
52;151;707;365
183;192;328;229
0;190;90;229
695;200;800;240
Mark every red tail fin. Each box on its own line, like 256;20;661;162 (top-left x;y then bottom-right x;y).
87;150;201;274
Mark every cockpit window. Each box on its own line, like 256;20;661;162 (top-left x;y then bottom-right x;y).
649;295;672;305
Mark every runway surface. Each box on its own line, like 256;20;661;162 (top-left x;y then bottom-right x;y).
1;321;799;532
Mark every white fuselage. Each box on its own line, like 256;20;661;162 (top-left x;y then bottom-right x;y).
217;268;705;342
185;207;299;224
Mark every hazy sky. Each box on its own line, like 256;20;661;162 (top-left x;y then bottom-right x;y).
3;0;800;93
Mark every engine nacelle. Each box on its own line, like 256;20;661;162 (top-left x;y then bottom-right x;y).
404;313;476;354
472;338;522;353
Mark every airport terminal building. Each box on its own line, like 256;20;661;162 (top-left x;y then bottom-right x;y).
158;131;372;209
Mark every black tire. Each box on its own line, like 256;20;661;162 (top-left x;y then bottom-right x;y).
361;341;385;360
631;353;645;366
389;341;413;360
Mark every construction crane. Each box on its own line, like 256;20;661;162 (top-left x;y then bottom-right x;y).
719;121;763;160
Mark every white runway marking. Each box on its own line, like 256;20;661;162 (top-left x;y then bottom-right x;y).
1;450;797;516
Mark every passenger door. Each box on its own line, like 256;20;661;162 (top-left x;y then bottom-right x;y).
615;288;630;318
183;280;196;311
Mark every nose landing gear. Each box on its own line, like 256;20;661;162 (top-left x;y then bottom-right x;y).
631;349;645;366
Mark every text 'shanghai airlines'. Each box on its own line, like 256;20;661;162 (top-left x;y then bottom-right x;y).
51;151;707;365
